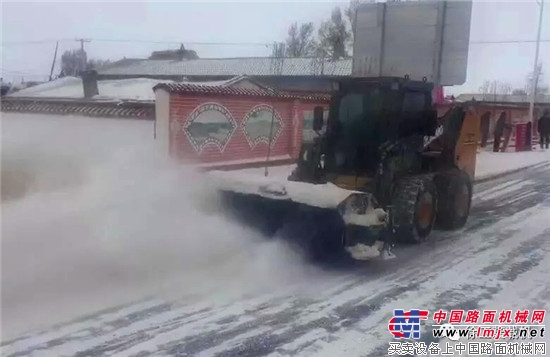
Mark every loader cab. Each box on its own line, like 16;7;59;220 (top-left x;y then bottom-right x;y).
312;77;438;177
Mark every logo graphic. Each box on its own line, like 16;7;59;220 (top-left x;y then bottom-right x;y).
388;309;430;339
242;104;283;148
430;308;546;342
183;102;237;154
423;124;444;148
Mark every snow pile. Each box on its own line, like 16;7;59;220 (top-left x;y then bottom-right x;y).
231;164;296;179
1;113;316;340
208;169;366;209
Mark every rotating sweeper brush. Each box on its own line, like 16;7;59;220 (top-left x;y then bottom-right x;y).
210;171;393;262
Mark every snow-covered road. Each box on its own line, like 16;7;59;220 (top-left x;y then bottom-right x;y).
2;114;549;357
4;164;550;357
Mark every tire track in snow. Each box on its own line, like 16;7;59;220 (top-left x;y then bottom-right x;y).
3;164;550;357
474;179;531;201
303;208;550;357
189;165;544;355
194;200;548;356
396;226;550;357
0;177;544;354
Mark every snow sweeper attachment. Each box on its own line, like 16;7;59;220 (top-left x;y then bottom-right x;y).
210;77;481;263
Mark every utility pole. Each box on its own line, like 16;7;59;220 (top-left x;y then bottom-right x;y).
75;38;91;73
265;42;285;177
76;38;91;51
528;0;545;131
49;41;59;81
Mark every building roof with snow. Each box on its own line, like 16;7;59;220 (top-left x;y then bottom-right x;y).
1;99;155;120
153;82;330;102
0;74;290;120
95;57;454;95
455;93;550;105
98;57;352;79
7;77;169;102
7;75;268;102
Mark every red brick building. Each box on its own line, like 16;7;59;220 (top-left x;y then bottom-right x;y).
442;94;550;148
153;82;329;170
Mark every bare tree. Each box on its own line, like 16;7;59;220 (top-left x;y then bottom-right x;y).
498;82;512;96
512;88;528;96
479;80;491;95
479;80;513;101
59;49;115;77
316;7;351;60
479;80;496;101
271;42;285;58
285;22;316;57
345;0;376;52
60;49;87;77
345;0;361;44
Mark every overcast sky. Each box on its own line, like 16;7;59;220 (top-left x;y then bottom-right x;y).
1;0;549;94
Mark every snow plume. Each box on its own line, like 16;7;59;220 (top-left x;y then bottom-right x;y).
1;114;316;341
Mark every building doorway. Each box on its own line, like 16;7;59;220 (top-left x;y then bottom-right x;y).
480;111;491;148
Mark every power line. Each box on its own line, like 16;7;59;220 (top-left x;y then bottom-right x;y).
3;37;549;78
94;38;548;45
0;38;273;47
0;38;550;46
0;39;72;46
90;38;272;46
2;38;550;48
470;39;550;44
0;68;49;75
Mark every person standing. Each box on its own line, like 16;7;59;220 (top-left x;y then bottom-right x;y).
538;109;550;149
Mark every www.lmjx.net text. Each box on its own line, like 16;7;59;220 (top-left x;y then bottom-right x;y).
433;324;546;341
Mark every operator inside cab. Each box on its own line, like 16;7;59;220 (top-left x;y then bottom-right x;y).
327;83;430;176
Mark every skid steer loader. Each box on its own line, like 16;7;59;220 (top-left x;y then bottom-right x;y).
210;76;481;261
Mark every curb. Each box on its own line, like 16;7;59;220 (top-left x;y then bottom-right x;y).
474;162;550;184
208;160;549;184
200;158;296;172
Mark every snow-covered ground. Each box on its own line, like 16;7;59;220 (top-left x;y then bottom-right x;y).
2;112;549;356
475;149;550;180
3;166;549;356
